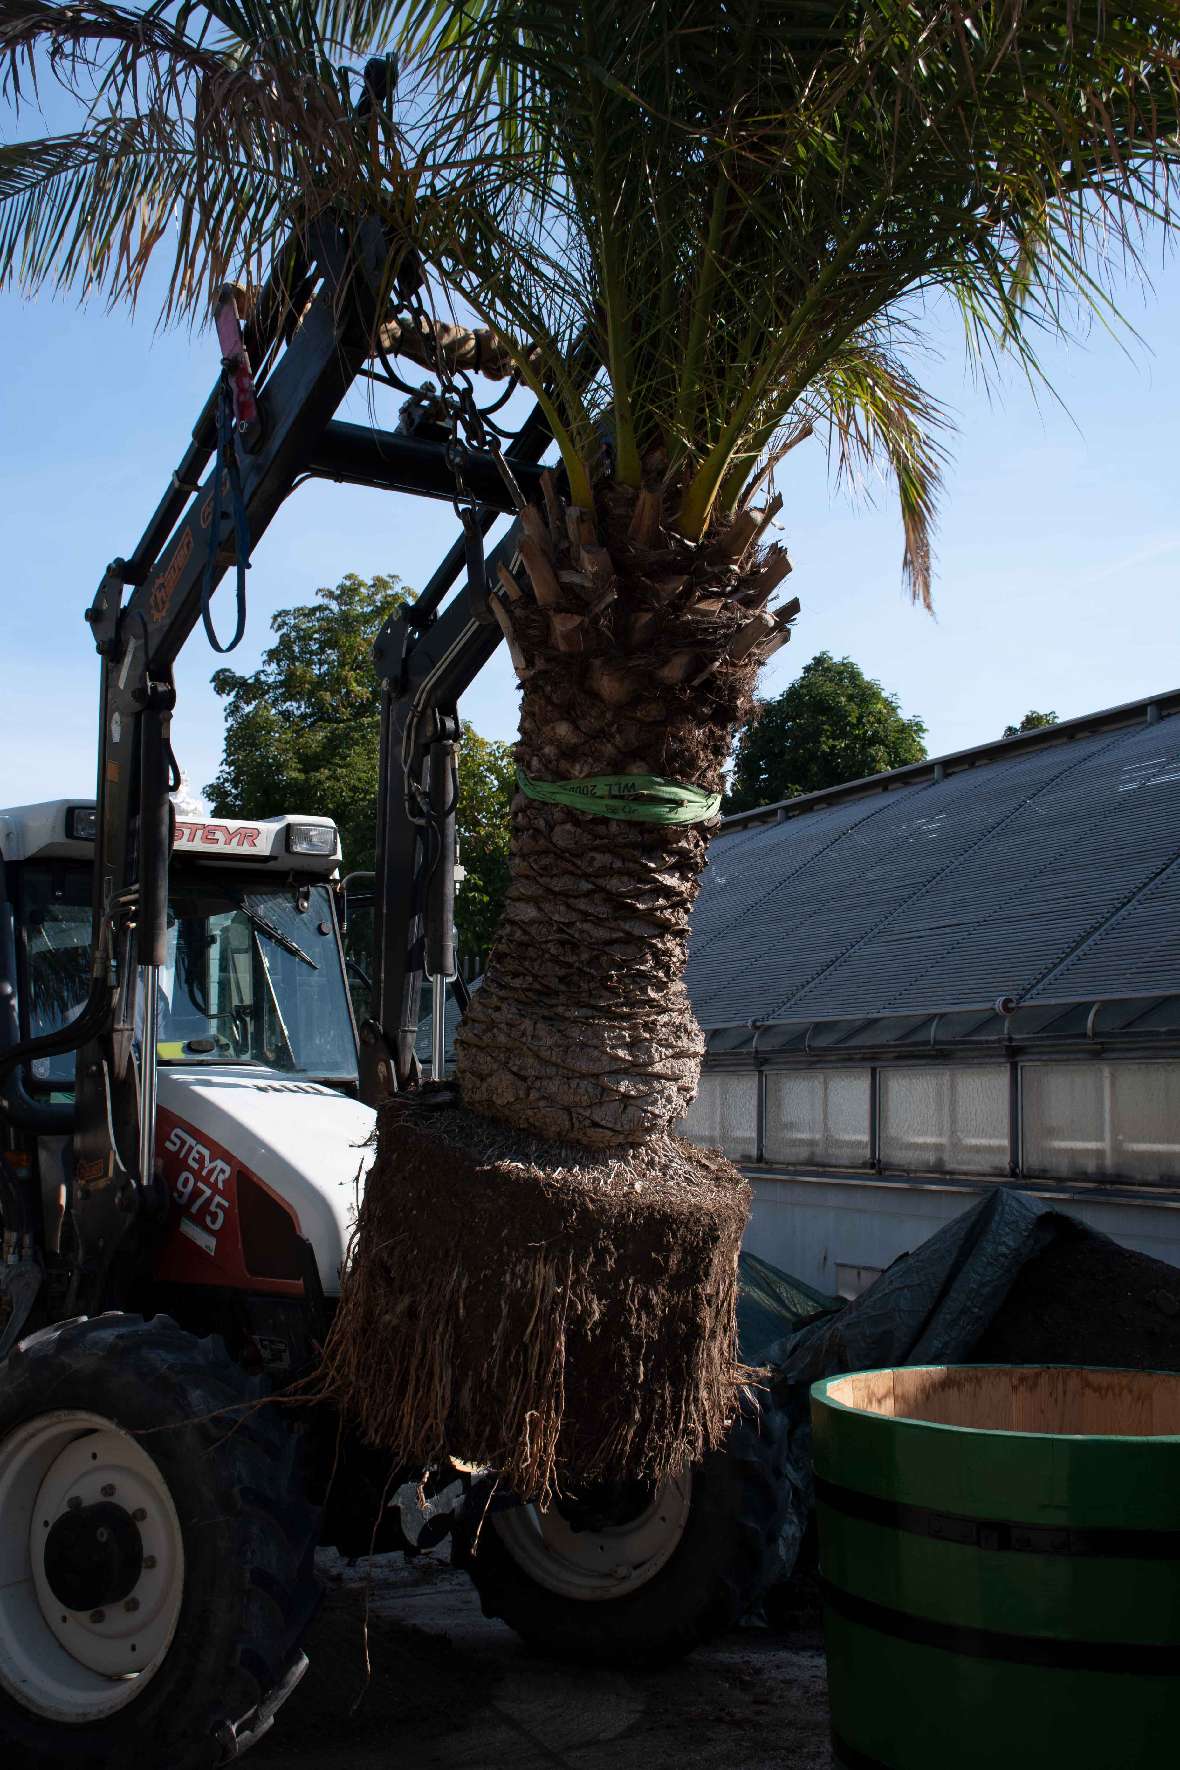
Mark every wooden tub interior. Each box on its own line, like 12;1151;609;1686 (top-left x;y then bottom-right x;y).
826;1365;1180;1437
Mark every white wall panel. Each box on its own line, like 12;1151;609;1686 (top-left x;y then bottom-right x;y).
880;1066;1009;1175
764;1069;871;1167
679;1072;758;1159
1023;1060;1180;1182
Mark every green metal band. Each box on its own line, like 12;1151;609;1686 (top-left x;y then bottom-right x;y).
515;767;722;825
818;1505;1180;1643
821;1579;1180;1675
814;1475;1180;1560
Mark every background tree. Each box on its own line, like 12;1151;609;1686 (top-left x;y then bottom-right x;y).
453;728;514;959
1004;710;1059;737
206;571;513;957
206;572;406;872
726;654;927;813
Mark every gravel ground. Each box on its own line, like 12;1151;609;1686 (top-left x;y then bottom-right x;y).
250;1551;833;1770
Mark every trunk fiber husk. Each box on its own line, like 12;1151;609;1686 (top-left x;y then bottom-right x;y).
326;481;789;1498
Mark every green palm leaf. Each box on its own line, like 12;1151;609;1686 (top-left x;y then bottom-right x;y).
2;0;1179;577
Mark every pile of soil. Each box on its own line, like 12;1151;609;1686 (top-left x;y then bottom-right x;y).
973;1218;1180;1371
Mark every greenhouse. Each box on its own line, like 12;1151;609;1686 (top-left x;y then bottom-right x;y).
683;689;1180;1293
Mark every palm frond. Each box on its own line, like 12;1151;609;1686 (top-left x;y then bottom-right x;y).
391;0;1180;544
2;0;1179;593
819;337;949;610
0;0;462;318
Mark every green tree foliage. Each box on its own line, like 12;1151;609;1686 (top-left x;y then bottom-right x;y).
454;728;514;957
205;572;406;871
726;654;928;813
1004;710;1059;737
205;572;513;954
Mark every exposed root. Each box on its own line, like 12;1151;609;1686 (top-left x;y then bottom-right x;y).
319;1097;752;1503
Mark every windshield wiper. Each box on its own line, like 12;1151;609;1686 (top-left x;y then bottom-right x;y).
236;898;318;969
251;930;298;1071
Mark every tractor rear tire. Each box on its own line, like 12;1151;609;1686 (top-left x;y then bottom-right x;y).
454;1387;790;1667
0;1313;319;1769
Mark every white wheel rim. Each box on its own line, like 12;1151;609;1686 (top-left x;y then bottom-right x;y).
0;1410;185;1722
492;1472;692;1601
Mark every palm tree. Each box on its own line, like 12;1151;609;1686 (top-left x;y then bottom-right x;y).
4;1;1179;1495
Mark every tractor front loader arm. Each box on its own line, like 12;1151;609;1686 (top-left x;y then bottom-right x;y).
1;220;547;1314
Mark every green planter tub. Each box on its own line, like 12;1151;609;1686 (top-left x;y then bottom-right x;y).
811;1365;1180;1770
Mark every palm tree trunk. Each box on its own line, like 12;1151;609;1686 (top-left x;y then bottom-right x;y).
456;483;773;1146
455;801;709;1146
325;482;788;1499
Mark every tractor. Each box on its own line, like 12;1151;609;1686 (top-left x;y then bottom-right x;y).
0;207;788;1762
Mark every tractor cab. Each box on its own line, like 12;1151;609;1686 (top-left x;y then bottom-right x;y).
3;800;358;1087
0;800;375;1344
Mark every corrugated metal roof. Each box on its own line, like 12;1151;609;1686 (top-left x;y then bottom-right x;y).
687;701;1180;1029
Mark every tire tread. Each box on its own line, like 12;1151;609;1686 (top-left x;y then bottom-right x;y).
457;1386;793;1669
0;1314;319;1770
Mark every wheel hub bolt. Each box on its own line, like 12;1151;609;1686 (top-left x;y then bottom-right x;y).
124;1597;140;1613
143;1555;157;1570
67;1496;83;1511
96;1527;110;1544
89;1610;105;1624
100;1484;116;1498
132;1507;147;1522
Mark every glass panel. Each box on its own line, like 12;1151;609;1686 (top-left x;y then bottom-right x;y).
1022;1061;1180;1182
680;1073;758;1159
1112;1063;1180;1178
764;1070;871;1167
948;1066;1011;1172
880;1066;1008;1175
14;865;357;1091
160;882;356;1081
21;866;93;1090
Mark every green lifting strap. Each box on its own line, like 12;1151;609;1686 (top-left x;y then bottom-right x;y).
516;767;722;825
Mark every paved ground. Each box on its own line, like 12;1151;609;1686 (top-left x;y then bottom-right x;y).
252;1551;833;1770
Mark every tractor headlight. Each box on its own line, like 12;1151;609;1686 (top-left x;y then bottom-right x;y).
66;806;97;842
286;823;337;856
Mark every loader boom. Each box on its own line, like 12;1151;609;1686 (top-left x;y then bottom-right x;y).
1;218;551;1312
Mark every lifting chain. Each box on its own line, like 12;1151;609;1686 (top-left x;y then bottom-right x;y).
390;279;528;632
396;277;527;518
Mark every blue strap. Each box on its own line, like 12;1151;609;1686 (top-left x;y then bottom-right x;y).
201;374;251;654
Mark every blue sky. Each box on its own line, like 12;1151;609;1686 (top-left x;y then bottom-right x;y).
1;225;1178;816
